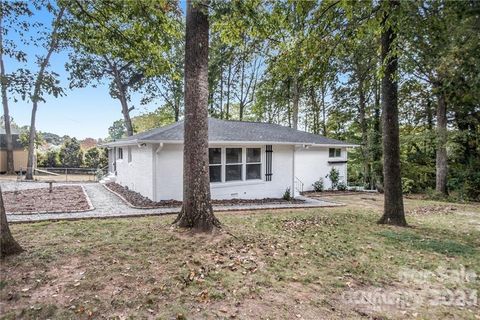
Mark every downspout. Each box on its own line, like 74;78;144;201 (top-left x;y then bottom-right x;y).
113;147;117;175
292;145;296;198
345;148;348;188
152;143;164;201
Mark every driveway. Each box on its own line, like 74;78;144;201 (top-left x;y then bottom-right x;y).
2;181;340;223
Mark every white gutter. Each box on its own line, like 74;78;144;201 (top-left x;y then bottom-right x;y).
135;139;359;148
101;139;139;147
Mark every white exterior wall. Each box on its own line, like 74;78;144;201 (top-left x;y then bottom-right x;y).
113;143;349;201
115;145;154;199
154;144;294;201
295;146;348;191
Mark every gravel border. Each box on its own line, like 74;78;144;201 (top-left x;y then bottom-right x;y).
4;182;344;223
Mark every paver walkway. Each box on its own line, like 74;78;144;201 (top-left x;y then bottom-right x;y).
2;181;341;223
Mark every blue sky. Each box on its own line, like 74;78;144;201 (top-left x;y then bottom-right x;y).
5;1;187;140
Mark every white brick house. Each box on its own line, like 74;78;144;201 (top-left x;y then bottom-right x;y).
104;118;356;201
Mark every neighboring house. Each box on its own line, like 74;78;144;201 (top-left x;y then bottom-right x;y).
0;127;28;173
103;118;357;201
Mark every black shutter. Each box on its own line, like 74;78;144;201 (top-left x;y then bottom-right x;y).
265;145;273;181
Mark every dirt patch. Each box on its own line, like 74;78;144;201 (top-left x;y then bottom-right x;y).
3;186;92;214
105;182;305;209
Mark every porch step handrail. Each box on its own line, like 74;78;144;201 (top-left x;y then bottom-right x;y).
294;176;304;193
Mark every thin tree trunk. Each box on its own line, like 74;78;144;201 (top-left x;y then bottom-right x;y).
25;7;65;180
358;77;370;188
1;186;23;258
225;63;232;120
310;87;319;134
371;79;382;190
321;83;327;137
174;97;180;122
219;63;224;119
291;75;299;130
239;58;245;120
435;84;448;195
174;0;220;232
378;0;406;226
0;7;14;174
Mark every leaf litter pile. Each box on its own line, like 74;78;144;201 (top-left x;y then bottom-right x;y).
1;195;479;319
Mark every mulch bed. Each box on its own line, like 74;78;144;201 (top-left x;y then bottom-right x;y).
3;186;93;214
105;182;305;209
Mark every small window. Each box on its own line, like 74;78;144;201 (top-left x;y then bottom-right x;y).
226;148;242;181
128;147;132;163
329;148;341;158
246;148;261;180
118;147;123;160
209;148;222;182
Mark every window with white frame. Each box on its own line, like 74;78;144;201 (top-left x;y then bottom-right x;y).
118;147;123;160
209;148;222;182
226;148;242;181
329;148;341;158
246;148;261;180
208;147;263;183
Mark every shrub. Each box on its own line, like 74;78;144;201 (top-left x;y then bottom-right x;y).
326;167;340;190
337;182;347;191
312;178;324;192
402;177;415;194
282;187;292;201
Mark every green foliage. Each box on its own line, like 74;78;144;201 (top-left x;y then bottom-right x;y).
108;120;126;141
59;138;83;168
401;178;415;194
312;178;324;192
337;182;347;192
133;107;175;133
39;149;60;168
326;167;340;190
84;147;107;169
18;127;44;149
282;187;292;201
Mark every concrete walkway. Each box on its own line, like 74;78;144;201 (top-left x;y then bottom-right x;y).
2;181;341;223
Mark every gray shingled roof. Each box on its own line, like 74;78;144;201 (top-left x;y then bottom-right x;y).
106;118;356;147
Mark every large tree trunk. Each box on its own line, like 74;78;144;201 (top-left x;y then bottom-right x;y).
174;0;220;232
111;65;134;136
1;187;23;258
26;7;65;180
118;92;134;136
0;9;14;175
378;0;406;226
435;86;448;195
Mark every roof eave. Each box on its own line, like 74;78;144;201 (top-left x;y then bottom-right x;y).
101;139;139;147
135;139;359;147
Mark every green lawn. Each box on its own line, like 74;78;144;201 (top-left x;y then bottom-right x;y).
1;194;479;319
